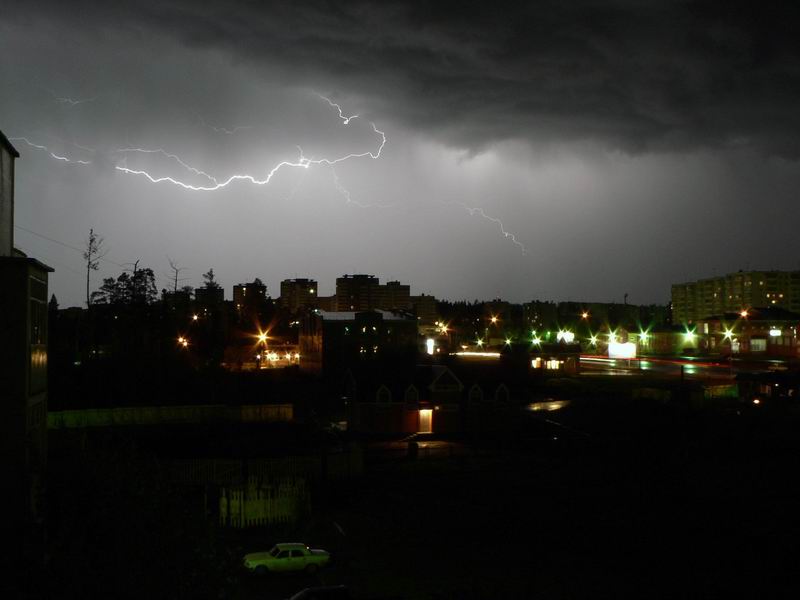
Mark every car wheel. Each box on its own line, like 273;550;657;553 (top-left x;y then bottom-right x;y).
305;563;319;575
254;565;268;576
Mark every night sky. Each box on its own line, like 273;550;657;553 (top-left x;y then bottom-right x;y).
3;1;800;307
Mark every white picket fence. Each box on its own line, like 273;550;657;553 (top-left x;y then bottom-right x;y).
219;477;310;528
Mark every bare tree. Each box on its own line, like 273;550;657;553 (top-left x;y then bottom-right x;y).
167;257;189;293
83;228;106;307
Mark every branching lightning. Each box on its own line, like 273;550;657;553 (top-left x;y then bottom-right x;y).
315;93;358;124
114;147;220;186
112;122;385;191
9;137;92;165
15;93;526;252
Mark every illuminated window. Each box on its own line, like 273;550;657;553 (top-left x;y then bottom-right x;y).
546;359;562;370
531;357;542;369
751;339;767;352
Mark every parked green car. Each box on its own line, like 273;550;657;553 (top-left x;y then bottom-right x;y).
244;543;331;574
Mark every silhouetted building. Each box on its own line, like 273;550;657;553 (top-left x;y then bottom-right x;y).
696;306;800;359
411;293;438;325
195;285;224;306
233;279;267;312
162;288;191;311
344;364;464;434
280;278;318;313
300;309;417;376
334;274;411;311
316;295;335;311
0;130;52;560
672;270;800;324
523;300;558;331
335;274;380;311
0;130;14;255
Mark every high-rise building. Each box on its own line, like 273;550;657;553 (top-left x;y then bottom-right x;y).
334;274;411;312
672;270;800;323
335;274;380;311
280;278;318;313
233;279;268;312
411;294;438;324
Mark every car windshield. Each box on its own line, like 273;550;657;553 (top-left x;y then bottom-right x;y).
269;546;280;557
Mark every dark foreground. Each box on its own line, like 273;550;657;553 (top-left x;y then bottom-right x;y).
26;394;800;599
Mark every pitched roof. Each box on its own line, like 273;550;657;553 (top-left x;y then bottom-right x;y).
0;129;19;158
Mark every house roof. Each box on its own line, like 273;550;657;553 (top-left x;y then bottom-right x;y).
316;309;414;322
0;129;19;158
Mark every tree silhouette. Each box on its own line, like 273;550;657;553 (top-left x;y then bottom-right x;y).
83;228;106;307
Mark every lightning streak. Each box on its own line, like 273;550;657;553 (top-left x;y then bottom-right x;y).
315;94;358;124
9;137;92;165
55;96;95;106
196;115;251;135
44;89;96;107
15;93;525;252
113;122;385;191
331;167;394;209
455;202;527;254
114;147;219;185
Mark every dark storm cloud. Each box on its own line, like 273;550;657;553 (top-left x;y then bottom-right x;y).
10;0;800;155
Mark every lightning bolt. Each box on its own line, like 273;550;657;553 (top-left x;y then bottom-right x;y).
455;202;527;255
114;147;219;186
55;96;95;106
44;88;96;107
196;115;251;135
16;93;525;252
113;122;385;191
13;95;384;193
315;93;358;125
9;137;92;165
331;167;394;209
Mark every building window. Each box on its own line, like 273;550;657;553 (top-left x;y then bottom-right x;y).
376;386;392;403
468;384;484;404
405;386;419;404
494;384;510;404
751;338;767;352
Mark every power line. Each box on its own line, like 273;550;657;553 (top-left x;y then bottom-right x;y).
14;224;128;269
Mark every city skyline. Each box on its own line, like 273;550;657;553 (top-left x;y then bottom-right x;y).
3;2;800;308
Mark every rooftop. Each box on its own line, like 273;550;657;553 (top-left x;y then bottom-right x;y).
316;309;414;322
0;129;19;158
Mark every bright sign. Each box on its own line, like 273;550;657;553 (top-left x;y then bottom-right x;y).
608;341;637;359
